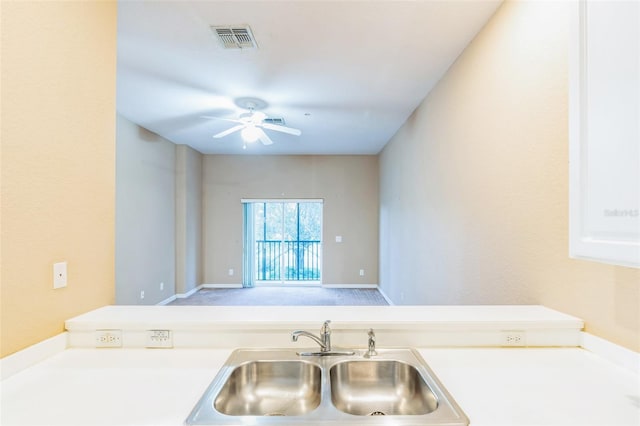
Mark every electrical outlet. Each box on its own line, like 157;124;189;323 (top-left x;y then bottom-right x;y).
146;330;172;348
160;282;164;291
228;268;234;276
359;269;365;276
502;331;526;347
140;290;145;300
96;330;122;348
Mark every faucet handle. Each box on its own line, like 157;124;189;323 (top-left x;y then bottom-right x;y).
364;328;378;358
321;320;331;334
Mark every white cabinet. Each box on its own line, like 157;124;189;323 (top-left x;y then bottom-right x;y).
569;0;640;268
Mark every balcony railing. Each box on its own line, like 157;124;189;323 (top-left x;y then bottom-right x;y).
256;240;321;281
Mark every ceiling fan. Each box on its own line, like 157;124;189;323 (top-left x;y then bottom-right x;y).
203;98;302;147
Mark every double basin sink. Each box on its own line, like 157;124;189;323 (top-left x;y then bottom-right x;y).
185;348;468;425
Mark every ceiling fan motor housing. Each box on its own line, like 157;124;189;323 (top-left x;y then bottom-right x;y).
234;97;268;112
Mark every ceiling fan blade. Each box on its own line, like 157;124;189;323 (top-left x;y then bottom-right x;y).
261;123;302;136
201;115;243;123
213;124;245;138
257;128;273;145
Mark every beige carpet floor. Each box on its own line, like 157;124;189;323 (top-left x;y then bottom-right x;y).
168;287;389;306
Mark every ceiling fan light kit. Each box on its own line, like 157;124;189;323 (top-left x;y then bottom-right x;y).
205;97;301;147
241;126;261;143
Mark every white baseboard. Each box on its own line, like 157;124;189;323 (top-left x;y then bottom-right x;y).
322;284;378;289
174;285;204;299
376;287;395;306
156;295;177;305
158;285;202;304
1;332;68;380
158;283;243;304
202;283;243;289
581;332;640;374
183;283;380;290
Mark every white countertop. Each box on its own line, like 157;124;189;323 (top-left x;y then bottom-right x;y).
65;305;584;331
2;306;637;425
1;347;639;426
63;305;584;349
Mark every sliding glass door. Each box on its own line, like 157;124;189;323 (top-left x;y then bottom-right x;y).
244;200;322;285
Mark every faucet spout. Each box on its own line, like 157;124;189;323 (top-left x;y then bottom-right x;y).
291;320;332;352
291;320;354;357
291;330;327;350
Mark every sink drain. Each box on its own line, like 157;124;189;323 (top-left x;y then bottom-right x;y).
369;411;386;416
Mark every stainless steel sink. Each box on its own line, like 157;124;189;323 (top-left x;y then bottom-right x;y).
214;360;321;416
185;348;468;425
329;360;439;415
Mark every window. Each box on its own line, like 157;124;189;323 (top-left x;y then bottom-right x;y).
243;200;323;286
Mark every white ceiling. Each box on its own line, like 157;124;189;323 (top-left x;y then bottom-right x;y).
117;1;502;155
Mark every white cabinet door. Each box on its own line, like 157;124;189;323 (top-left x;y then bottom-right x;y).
569;0;640;268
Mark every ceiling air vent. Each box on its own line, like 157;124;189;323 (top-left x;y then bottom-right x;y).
212;26;257;50
263;117;285;125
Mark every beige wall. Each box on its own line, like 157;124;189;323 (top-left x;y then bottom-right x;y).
380;0;640;351
2;0;637;358
1;1;117;356
203;155;378;285
115;115;177;305
176;144;203;295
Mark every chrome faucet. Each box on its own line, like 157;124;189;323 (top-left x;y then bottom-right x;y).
364;328;378;358
291;320;354;356
292;320;332;352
